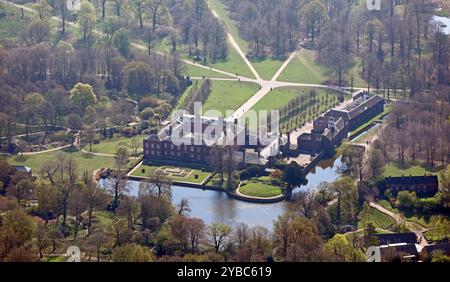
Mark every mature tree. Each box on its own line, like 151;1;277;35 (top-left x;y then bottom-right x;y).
34;0;53;22
139;193;173;230
131;0;147;29
123;61;155;96
8;178;33;206
107;173;129;213
343;145;366;183
78;1;97;41
101;16;120;46
324;234;366;262
115;145;130;171
66;114;83;131
146;0;166;32
177;198;191;216
39;151;78;236
292;190;319;219
70;184;89;239
22;21;51;45
282;162;308;199
56;0;68;34
273;213;326;262
88;229;110;262
206;223;232;253
84;126;96;152
331;177;357;225
112;243;154;262
139;172;172;200
0;209;36;259
367;148;385;178
186;217;205;254
169;215;190;254
84;178;108;235
35;225;51;259
35;183;58;225
303;0;328;46
113;28;130;57
69;83;97;114
396;191;417;210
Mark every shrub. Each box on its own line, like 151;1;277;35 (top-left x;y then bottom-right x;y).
239;165;264;180
140;108;155;120
121;127;137;137
139;97;159;111
48;132;66;143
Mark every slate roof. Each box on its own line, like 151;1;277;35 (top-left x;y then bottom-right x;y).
365;232;418;245
422;243;450;257
13;166;32;173
385;175;439;186
380;244;419;261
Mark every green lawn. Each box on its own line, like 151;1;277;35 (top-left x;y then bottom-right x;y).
382;162;443;179
278;49;367;87
239;182;283;198
202;80;260;117
0;5;27;40
46;256;66;262
277;49;328;84
358;206;396;230
248;87;341;132
183;63;231;79
83;135;146;155
377;200;398;213
6;148;116;175
251;57;285;81
250;87;309;112
132;164;211;184
208;43;255;79
348;58;367;88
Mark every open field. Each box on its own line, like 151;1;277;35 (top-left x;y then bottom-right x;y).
208;43;255;79
277;49;328;84
251;58;285;81
183;63;231;79
248;87;341;132
239;182;283;198
0;5;27;40
249;87;318;112
202;80;260;117
382;162;444;179
358;206;396;230
83;135;146;155
132;164;211;184
5;148;116;175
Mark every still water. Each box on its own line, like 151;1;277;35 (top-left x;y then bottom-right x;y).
111;156;343;230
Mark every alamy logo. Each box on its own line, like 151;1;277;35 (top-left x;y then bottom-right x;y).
367;0;381;11
366;246;381;262
66;246;81;262
67;0;81;11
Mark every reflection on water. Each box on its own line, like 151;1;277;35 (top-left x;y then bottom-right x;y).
433;16;450;35
102;156;343;229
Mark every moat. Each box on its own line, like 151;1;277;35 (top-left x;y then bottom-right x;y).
101;156;343;230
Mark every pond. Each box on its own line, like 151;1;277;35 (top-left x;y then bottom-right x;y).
433;16;450;35
102;156;344;230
